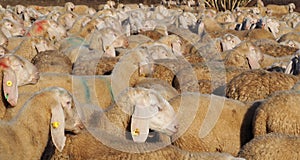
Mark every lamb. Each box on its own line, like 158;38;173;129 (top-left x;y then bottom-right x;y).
238;133;300;160
252;90;300;137
225;69;299;103
31;50;72;74
170;92;258;156
0;87;82;159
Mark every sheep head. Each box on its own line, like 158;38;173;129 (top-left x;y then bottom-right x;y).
89;27;129;57
0;54;40;106
245;42;263;69
50;87;83;152
0;18;26;38
220;33;241;52
127;88;178;143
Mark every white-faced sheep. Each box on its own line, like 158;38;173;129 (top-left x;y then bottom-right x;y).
12;36;55;61
266;3;296;17
252;90;300;137
0;54;39;105
223;41;264;69
238;133;300;160
0;54;39;118
26;19;67;46
0;18;26;38
0;87;82;159
89;27;129;57
225;69;299;103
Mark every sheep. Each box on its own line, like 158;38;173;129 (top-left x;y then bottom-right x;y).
238;133;300;160
47;130;245;160
223;41;263;69
277;32;300;45
266;3;296;17
225;69;299;103
218;33;242;52
18;73;114;111
254;39;298;57
58;36;89;63
67;15;92;36
170;92;259;156
26;19;67;46
0;18;26;38
0;54;39;108
12;36;55;61
110;47;154;88
252;90;300;137
89;27;129;57
31;50;72;74
0;87;82;159
57;11;78;31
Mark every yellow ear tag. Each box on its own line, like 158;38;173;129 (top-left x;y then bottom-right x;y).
6;81;12;87
52;122;60;128
133;128;140;136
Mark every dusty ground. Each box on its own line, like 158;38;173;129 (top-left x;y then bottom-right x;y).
0;0;299;12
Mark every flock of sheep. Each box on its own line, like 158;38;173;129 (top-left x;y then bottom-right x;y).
0;0;299;159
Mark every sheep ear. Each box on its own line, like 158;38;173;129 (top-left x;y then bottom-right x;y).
247;53;261;69
131;117;150;143
171;41;182;56
3;68;18;106
51;103;66;152
104;46;116;57
130;104;158;143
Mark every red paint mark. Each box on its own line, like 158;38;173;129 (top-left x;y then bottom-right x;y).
26;32;31;37
34;20;47;33
0;62;9;69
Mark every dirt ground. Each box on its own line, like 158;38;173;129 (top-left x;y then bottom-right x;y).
0;0;299;12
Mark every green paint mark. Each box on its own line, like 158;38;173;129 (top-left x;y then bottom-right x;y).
5;93;8;100
80;78;91;103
